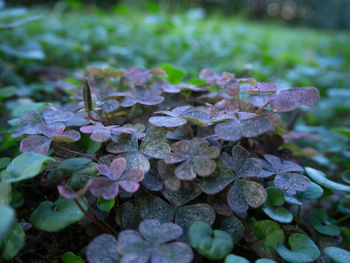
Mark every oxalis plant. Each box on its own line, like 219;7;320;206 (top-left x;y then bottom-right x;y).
1;66;350;263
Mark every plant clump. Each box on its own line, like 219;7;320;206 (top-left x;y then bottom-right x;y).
2;65;350;262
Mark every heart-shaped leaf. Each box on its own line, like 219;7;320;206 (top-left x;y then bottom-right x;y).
215;116;272;141
263;187;293;223
149;116;187;128
222;145;262;178
253;220;284;253
58;158;94;174
162;182;202;207
296;182;324;200
175;204;216;238
310;208;340;236
61;252;85;263
200;158;235;195
324;246;350;263
269;87;320;112
305;167;350;192
218;216;245;244
189;221;233;260
90;157;144;199
29;198;87;232
0;205;15;244
227;180;267;218
1;222;25;261
86;234;120;263
164;138;219;180
276;233;320;263
140;196;175;223
117;219;193;263
224;254;250;263
4;153;54;182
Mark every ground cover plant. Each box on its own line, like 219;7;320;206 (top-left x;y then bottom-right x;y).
1;2;350;262
1;62;350;263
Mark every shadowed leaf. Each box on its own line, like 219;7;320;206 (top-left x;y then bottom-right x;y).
86;234;120;263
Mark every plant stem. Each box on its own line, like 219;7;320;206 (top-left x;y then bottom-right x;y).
255;102;270;114
53;143;98;162
336;214;350;224
81;198;118;236
73;198;113;235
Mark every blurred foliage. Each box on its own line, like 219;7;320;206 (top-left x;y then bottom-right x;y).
7;0;350;29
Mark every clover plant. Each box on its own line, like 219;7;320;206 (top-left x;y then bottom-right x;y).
2;66;349;262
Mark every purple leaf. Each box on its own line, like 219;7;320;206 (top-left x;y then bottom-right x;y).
57;180;92;199
101;99;119;113
164;138;219;180
245;82;276;94
51;130;80;143
120;86;164;107
149;116;187;128
127;67;166;85
199;68;217;85
43;108;74;124
20;135;52;154
12;110;45;137
139;220;183;245
89;177;119;200
86;234;120;263
222;146;262;178
274;173;310;195
117;220;193;263
91;157;144;198
269;87;320;112
110;158;127;179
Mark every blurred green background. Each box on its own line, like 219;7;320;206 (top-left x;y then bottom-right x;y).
1;0;350;170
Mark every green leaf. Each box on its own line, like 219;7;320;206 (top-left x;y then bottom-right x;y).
30;198;87;232
263;187;293;223
0;204;15;244
225;254;250;263
0;87;16;99
218;216;245;244
305;167;350;192
58;158;93;174
276;233;320;263
310;208;340;236
159;63;186;84
11;102;46;118
255;259;277;263
0;157;10;169
296;182;324;200
2;222;25;260
97;197;115;212
189;221;233;260
0;177;11;205
61;252;85;263
253;220;284;253
324;246;350;263
4;153;54;183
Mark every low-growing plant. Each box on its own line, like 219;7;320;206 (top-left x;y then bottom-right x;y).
1;66;350;262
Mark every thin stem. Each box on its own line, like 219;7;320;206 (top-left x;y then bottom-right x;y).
237;86;241;111
73;198;113;235
53;143;98;162
81;198;118;236
336;214;350;224
255;101;270;114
